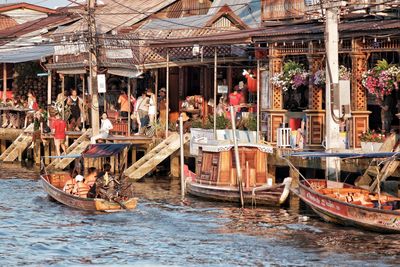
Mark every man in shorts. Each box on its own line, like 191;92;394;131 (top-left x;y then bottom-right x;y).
52;113;67;156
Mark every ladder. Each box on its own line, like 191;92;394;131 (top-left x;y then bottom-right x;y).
124;132;190;180
355;134;398;190
0;124;34;162
46;129;92;170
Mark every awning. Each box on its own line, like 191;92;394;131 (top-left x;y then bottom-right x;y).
57;69;86;75
82;143;131;158
44;143;131;159
0;45;54;63
107;68;142;78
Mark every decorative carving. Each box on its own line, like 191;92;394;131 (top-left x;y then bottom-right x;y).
351;51;367;111
269;50;283;110
307;55;324;110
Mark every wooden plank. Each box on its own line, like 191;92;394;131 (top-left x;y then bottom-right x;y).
124;133;190;180
52;140;91;170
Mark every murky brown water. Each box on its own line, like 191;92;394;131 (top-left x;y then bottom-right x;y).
1;163;399;266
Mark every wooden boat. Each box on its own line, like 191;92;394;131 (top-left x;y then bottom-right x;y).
40;143;138;212
186;142;292;206
294;179;400;233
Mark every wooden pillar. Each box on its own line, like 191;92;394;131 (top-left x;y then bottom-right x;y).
305;54;325;148
265;48;286;143
2;63;6;102
166;49;170;137
170;151;180;177
0;140;6;154
227;65;232;92
350;40;370;148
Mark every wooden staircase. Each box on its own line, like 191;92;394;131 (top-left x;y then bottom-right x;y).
124;132;190;180
47;129;92;170
0;124;34;162
355;134;399;191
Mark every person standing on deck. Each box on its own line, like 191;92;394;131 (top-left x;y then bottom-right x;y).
52;113;67;156
90;113;113;144
135;91;149;134
118;90;130;119
147;88;157;125
67;88;83;131
158;88;167;126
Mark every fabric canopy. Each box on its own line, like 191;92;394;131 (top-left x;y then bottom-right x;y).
44;143;130;159
82;143;130;158
0;45;54;63
107;68;142;78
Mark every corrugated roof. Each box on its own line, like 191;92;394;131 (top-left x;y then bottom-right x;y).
0;2;55;14
59;0;178;34
0;14;78;42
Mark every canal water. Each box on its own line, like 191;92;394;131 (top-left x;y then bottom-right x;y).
1;163;399;266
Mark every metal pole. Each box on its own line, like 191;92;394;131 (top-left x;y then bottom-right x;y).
2;63;7;102
256;60;260;143
213;47;217;139
179;114;185;199
127;78;131;137
166;49;169;138
230;105;244;208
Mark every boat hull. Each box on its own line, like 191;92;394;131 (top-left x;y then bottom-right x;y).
186;178;291;206
40;175;137;212
295;179;400;233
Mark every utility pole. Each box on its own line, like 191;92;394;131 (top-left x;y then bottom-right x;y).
88;0;100;135
323;1;345;179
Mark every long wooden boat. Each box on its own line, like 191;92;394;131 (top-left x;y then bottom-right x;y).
40;172;137;212
294;179;400;233
186;142;292;206
40;143;138;212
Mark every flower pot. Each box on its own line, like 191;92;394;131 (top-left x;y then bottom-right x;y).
360;142;383;152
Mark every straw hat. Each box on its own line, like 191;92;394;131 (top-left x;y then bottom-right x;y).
180;112;190;122
75;175;84;182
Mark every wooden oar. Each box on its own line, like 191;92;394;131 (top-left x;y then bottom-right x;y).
230;106;244;208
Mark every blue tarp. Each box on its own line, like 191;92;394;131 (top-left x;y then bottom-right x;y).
289;151;400;159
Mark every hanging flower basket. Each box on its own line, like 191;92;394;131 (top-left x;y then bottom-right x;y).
311;65;351;89
271;60;309;91
362;59;400;100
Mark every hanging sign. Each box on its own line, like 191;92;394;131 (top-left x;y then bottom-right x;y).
97;74;106;93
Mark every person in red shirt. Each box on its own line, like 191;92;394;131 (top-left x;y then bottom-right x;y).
52;113;67;156
229;86;244;120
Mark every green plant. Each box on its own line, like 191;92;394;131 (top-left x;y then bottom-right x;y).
204;115;231;129
191;119;203;128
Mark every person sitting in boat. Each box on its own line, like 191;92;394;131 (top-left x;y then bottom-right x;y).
63;176;77;194
94;163;120;201
72;174;90;198
84;167;97;188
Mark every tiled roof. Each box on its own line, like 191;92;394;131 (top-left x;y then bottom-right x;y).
0;15;17;31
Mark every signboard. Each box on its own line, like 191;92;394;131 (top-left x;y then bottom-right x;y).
218;85;228;94
97;74;106;93
105;49;133;59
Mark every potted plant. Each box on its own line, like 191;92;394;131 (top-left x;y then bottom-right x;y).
359;130;385;152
